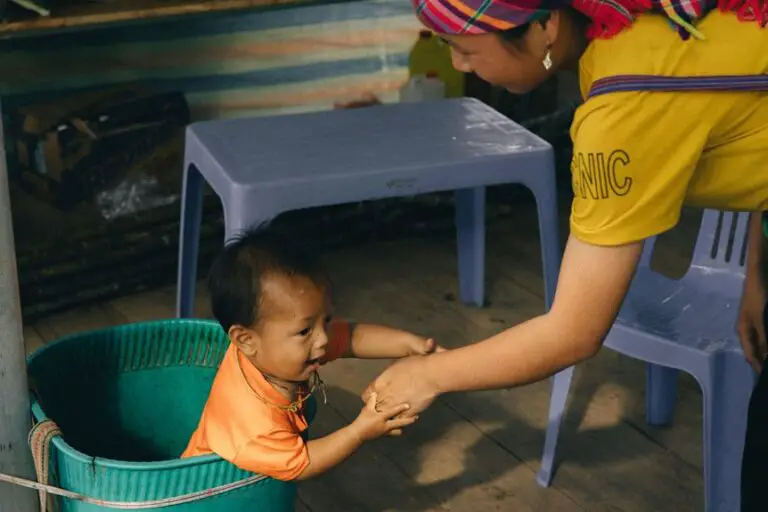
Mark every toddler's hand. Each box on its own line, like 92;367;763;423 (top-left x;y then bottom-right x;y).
409;337;447;356
351;392;418;440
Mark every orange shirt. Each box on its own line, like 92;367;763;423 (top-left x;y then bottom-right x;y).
181;319;351;481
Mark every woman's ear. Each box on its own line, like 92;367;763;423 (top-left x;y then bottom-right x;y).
542;10;562;46
229;324;259;357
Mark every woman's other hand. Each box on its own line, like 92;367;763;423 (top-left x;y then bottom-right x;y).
739;212;768;373
738;266;767;372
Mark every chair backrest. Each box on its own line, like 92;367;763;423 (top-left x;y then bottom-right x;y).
639;209;750;276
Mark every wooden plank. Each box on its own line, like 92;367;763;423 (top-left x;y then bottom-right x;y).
32;303;124;342
0;0;319;36
317;251;585;511
326;234;704;511
319;366;584;511
23;325;45;355
106;283;212;323
298;390;440;511
106;287;175;322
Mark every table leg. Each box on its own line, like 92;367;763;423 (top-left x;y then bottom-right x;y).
455;186;486;307
176;163;205;318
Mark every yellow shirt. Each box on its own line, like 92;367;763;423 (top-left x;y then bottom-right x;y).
571;11;768;246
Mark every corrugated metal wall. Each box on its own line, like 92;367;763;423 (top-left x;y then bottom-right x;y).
0;0;422;119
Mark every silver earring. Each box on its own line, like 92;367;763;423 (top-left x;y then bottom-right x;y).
542;49;553;70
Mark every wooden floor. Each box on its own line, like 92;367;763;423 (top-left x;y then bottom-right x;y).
24;195;709;512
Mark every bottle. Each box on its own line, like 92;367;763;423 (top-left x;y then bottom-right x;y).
407;30;464;98
399;71;446;103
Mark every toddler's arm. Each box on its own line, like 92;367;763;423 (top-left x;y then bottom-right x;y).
344;323;445;360
297;394;414;480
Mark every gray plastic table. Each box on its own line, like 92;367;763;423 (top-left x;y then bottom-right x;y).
176;98;561;317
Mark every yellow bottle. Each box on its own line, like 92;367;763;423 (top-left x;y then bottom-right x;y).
407;30;464;98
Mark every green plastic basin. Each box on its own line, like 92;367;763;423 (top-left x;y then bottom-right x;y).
27;319;315;511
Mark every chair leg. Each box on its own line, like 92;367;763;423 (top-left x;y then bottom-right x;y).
530;170;561;311
455;187;485;307
537;365;575;487
646;364;679;426
176;164;205;318
701;353;755;512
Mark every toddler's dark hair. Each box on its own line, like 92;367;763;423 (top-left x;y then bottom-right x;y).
207;224;326;332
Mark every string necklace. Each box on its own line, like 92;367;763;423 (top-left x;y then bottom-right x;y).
237;353;328;413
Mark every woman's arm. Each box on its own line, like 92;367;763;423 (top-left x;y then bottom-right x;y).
366;235;643;413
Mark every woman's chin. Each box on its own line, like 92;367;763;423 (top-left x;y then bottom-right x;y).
505;84;534;95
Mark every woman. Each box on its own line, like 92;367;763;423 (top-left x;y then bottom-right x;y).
363;0;768;509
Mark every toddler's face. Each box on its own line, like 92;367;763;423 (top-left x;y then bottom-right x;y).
248;273;333;383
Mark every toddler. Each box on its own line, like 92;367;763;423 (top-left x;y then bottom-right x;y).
182;226;441;480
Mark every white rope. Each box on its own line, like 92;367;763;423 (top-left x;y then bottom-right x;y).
0;470;267;510
16;418;270;510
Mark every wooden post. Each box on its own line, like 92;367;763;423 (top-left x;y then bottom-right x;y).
0;100;38;511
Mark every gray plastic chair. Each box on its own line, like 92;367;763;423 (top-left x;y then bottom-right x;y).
175;98;561;318
537;209;757;512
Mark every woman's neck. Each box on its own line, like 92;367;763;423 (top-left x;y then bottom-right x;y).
561;12;589;73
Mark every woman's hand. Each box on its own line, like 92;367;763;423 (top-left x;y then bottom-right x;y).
738;212;768;373
737;268;767;372
361;355;440;418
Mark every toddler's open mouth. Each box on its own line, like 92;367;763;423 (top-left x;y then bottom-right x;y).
305;356;321;366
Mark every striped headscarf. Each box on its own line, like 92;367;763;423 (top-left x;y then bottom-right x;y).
412;0;767;40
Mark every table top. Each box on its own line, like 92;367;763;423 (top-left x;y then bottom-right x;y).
188;98;551;186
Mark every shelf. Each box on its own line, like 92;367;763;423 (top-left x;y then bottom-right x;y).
0;0;314;36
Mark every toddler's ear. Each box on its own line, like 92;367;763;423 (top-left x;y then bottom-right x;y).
229;325;259;357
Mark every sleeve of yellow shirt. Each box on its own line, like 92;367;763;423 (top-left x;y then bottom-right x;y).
233;428;310;481
569;91;710;246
